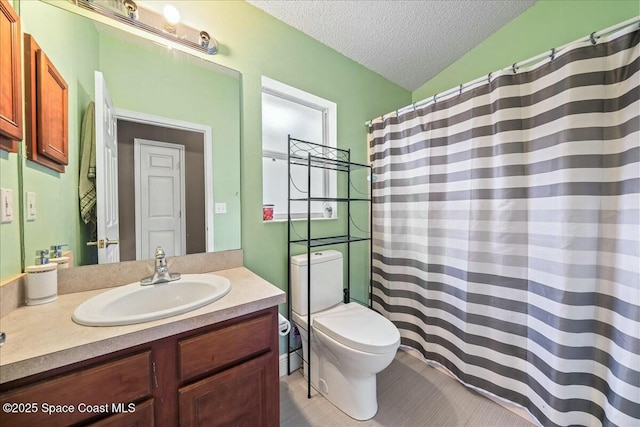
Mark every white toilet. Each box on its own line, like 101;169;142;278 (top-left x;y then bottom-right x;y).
290;250;400;420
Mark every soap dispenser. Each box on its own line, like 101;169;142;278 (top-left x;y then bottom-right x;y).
25;249;58;305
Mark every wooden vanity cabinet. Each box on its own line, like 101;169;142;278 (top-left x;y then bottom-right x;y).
179;353;276;426
88;399;155;427
0;352;153;427
0;307;280;427
0;0;23;152
178;311;279;426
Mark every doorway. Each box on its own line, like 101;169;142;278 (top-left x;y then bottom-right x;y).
116;112;212;261
134;139;186;259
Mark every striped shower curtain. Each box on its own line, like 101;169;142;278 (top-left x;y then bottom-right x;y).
369;26;639;427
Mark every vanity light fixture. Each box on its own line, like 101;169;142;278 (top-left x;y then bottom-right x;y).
200;31;210;49
122;0;138;20
76;0;218;55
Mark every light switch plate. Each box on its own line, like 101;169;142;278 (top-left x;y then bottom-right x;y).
26;192;37;221
215;203;227;214
1;188;14;223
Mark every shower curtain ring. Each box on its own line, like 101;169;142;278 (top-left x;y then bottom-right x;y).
549;47;556;61
459;84;463;95
433;94;437;104
590;31;598;45
512;63;518;74
487;72;492;83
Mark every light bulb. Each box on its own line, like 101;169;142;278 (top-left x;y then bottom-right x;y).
163;4;180;25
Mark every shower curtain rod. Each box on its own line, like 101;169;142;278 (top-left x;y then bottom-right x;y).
365;15;640;127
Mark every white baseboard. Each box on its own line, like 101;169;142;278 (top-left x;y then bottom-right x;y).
279;351;302;377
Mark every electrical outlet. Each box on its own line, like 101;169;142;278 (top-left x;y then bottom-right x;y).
1;188;14;223
215;203;227;214
26;192;37;221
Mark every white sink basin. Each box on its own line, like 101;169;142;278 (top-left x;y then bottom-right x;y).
72;274;231;326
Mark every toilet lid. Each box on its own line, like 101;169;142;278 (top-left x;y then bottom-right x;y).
312;303;400;354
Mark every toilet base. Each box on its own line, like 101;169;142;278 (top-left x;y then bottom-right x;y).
297;325;381;421
304;357;378;420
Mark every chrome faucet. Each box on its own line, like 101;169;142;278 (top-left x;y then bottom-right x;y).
140;247;181;285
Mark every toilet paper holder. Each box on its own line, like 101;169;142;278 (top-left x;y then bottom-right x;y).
278;313;291;336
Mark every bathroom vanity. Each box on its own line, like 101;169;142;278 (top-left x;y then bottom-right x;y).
0;266;285;426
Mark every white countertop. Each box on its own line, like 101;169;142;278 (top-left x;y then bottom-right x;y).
0;267;285;384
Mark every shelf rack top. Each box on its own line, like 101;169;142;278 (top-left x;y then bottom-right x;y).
288;137;370;172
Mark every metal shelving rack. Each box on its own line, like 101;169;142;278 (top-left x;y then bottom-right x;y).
285;136;373;399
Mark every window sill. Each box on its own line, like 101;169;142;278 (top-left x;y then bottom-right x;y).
263;216;338;224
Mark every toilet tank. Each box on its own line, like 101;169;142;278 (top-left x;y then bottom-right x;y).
290;250;343;316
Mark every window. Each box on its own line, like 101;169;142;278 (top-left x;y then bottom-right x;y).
261;77;337;220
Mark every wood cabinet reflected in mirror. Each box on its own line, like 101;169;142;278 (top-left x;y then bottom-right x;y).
24;33;69;172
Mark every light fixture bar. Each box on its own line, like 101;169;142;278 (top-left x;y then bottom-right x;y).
76;0;218;55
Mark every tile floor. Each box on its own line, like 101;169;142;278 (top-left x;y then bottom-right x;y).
280;350;535;427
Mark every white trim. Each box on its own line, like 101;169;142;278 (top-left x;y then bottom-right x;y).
95;71;121;264
261;76;338;219
133;139;187;259
279;351;303;377
264;216;337;224
261;76;337;153
116;108;214;252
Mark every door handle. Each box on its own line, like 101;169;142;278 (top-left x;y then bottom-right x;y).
105;238;119;247
86;238;119;248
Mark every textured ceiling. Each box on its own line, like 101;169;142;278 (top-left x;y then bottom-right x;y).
247;0;537;91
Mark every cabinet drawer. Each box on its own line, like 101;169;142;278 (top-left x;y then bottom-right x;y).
88;399;154;427
179;311;274;381
0;352;152;427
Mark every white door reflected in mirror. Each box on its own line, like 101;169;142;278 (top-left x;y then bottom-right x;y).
134;139;186;260
94;71;121;264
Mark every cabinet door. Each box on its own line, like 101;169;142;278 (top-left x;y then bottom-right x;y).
87;399;154;427
36;49;68;165
179;352;279;427
0;0;23;151
24;33;65;172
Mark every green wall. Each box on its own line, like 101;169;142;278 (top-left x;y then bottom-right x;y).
97;34;241;252
20;0;100;268
2;0;409;289
7;1;242;278
4;0;636;314
412;0;640;102
189;2;411;320
3;0;635;357
178;0;639;319
0;152;21;280
0;0;22;280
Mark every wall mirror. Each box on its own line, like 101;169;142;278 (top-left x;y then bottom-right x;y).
19;0;241;267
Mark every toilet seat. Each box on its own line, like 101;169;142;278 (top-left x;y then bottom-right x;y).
293;302;400;354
